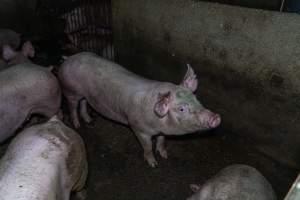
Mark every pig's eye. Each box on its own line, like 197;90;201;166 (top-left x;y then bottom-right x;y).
178;104;189;113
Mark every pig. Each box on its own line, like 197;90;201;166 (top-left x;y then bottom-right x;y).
0;28;21;50
2;41;35;66
59;52;221;167
0;115;88;200
187;164;277;200
0;62;61;142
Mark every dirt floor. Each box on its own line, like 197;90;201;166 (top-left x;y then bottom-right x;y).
0;110;297;200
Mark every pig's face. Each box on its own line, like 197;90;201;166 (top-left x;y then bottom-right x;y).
154;65;221;134
22;41;35;58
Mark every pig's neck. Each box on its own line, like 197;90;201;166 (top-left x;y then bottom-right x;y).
8;53;28;66
129;82;176;135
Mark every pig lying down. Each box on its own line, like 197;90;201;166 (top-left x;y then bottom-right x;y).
0;63;61;142
0;116;88;200
59;52;221;167
187;164;277;200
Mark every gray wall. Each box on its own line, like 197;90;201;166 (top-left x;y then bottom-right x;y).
112;0;300;170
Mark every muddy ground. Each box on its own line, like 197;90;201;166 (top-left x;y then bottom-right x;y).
0;110;297;200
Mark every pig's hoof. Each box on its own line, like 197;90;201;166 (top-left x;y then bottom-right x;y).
83;116;92;124
86;121;95;128
145;156;158;168
148;160;158;168
158;149;168;159
73;121;81;129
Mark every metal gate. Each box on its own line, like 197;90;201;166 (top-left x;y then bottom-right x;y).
36;0;114;60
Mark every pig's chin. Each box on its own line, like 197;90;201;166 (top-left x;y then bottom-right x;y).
195;122;215;131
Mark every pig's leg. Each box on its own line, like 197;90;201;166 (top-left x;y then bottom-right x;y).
79;99;92;123
156;135;168;159
134;132;158;167
65;94;81;128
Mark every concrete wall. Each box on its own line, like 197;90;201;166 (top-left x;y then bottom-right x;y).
112;0;300;171
199;0;282;11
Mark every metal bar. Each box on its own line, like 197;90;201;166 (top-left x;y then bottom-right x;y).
56;0;113;58
280;0;286;12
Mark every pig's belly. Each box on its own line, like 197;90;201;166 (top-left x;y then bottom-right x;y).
86;95;128;125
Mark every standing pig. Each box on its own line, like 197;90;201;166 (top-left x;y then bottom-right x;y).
0;116;88;200
0;28;21;50
0;62;61;142
187;164;277;200
2;41;35;66
59;52;221;167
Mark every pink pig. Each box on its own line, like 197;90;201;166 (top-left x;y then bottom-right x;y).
59;52;221;167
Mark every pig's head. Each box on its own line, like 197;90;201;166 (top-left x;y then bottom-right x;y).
154;64;221;135
21;41;35;58
2;41;35;65
2;44;17;61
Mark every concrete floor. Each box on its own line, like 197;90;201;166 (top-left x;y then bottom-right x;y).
0;108;296;200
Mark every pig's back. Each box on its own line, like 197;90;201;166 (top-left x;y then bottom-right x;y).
202;165;276;200
0;128;63;199
61;52;155;91
60;52;160;123
0;119;84;200
0;63;57;104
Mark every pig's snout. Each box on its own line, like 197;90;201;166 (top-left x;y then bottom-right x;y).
208;113;221;128
197;109;221;129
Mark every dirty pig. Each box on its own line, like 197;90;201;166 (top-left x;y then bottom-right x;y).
0;116;88;200
59;52;221;167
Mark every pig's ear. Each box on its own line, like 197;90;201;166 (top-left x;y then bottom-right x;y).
154;91;171;118
190;184;201;192
22;41;35;58
180;64;198;92
2;45;17;61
